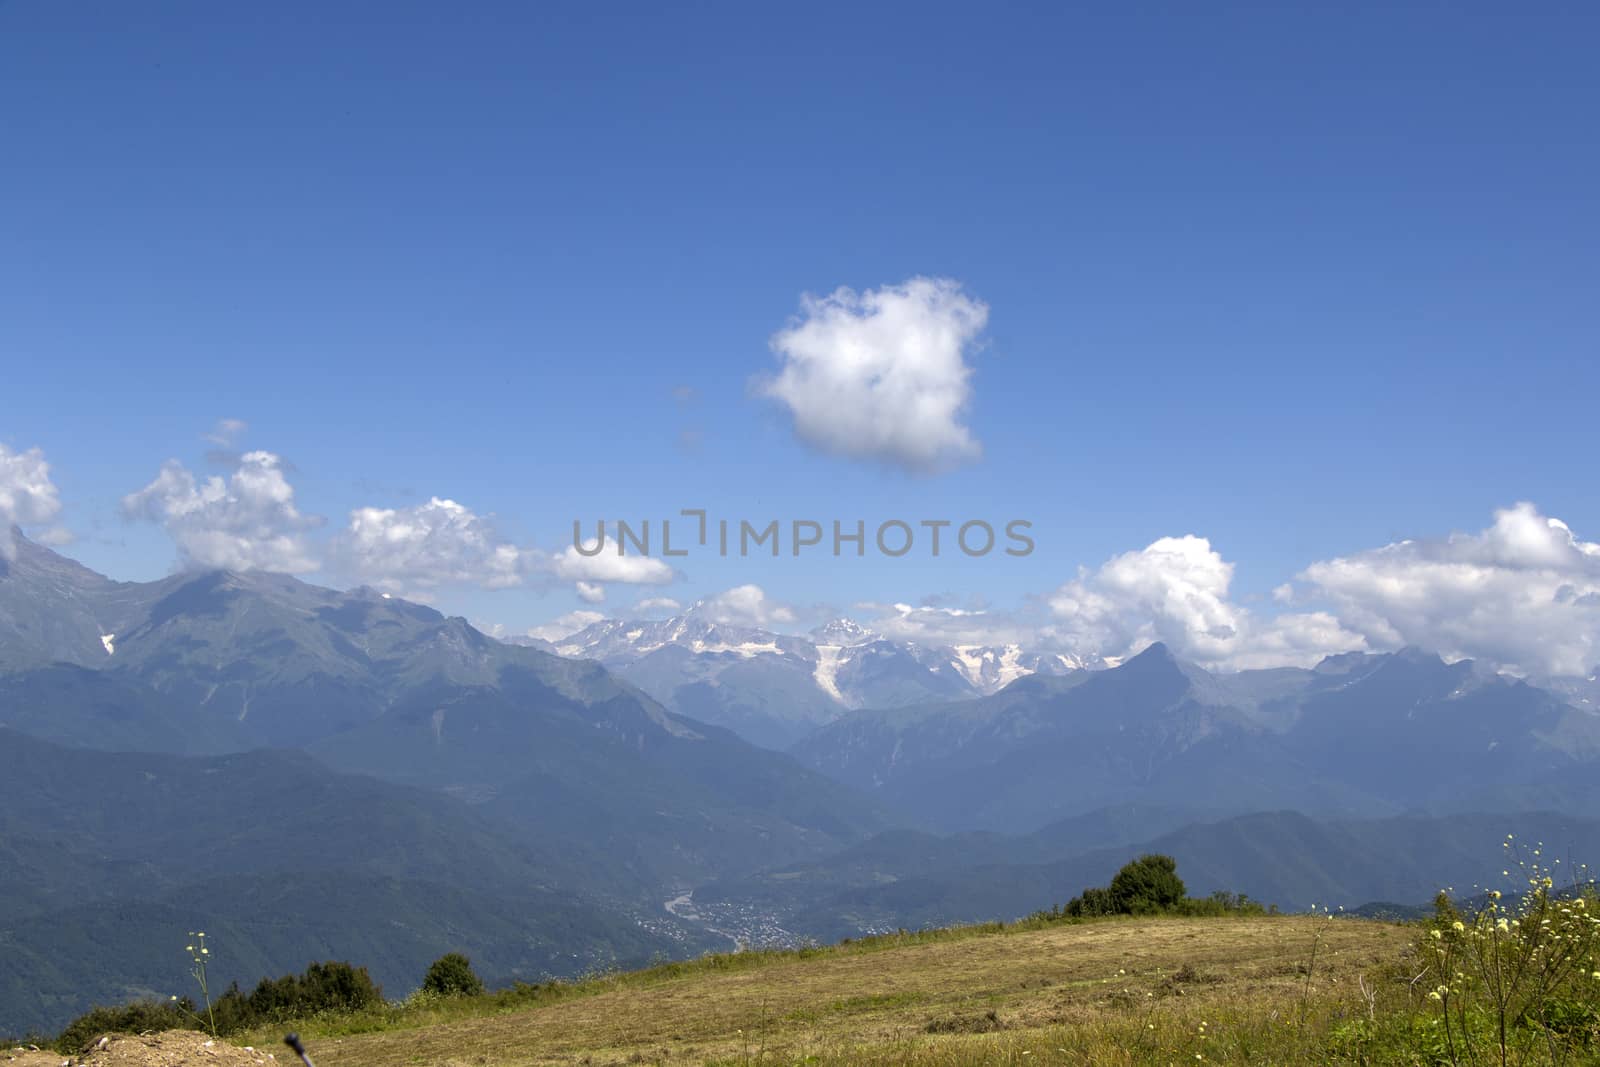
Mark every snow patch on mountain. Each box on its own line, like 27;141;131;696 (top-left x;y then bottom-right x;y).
813;644;846;703
810;618;879;647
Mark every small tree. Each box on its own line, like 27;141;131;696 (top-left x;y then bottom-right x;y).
1108;854;1186;914
421;952;485;998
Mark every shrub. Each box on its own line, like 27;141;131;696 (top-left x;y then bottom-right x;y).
421;952;485;998
242;960;385;1021
1056;854;1191;918
53;960;382;1050
55;999;193;1054
1108;853;1186;913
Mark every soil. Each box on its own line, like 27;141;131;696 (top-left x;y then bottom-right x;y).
6;1032;277;1067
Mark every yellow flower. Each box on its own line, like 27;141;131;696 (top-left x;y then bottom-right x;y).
1452;921;1465;933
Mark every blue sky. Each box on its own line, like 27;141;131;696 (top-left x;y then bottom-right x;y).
3;3;1598;674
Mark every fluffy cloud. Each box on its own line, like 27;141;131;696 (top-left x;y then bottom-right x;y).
689;584;796;627
0;445;66;559
1048;536;1244;664
1299;503;1600;677
635;596;683;615
550;545;676;585
333;496;531;596
762;277;986;473
123;451;320;573
1045;535;1366;670
574;580;605;603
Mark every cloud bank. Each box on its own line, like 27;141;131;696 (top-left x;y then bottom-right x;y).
1300;502;1600;677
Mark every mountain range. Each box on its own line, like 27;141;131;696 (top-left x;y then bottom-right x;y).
6;527;1600;1034
539;612;1091;748
794;641;1600;831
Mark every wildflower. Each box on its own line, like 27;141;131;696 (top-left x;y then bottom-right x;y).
1489;890;1502;900
1452;921;1465;933
1428;991;1443;1002
1431;930;1443;940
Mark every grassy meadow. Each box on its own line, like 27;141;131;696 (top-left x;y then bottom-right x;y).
234;916;1417;1066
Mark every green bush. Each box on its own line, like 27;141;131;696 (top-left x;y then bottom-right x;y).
421;952;485;998
1055;854;1190;918
1041;857;1272;920
1108;853;1186;913
240;960;385;1021
55;999;194;1054
53;960;382;1050
1172;890;1273;917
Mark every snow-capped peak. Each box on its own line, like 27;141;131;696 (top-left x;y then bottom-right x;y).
809;618;879;647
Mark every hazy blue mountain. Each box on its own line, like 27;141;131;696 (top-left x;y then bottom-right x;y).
0;538;882;884
700;809;1600;944
0;535;647;753
0;528;166;671
0;731;714;1035
795;643;1600;832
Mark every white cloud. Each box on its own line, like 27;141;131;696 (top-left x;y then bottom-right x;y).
550;545;676;585
762;276;986;473
526;610;607;643
0;444;64;559
863;601;1024;647
689;584;796;627
1047;536;1244;665
575;580;605;603
204;418;248;447
635;596;683;615
333;496;531;596
1045;535;1366;670
1300;502;1600;677
32;525;76;547
122;450;320;573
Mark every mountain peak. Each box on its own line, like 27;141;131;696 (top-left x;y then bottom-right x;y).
1128;641;1179;666
1106;641;1211;692
810;618;879;647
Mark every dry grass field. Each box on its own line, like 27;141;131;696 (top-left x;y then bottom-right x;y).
268;917;1412;1066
